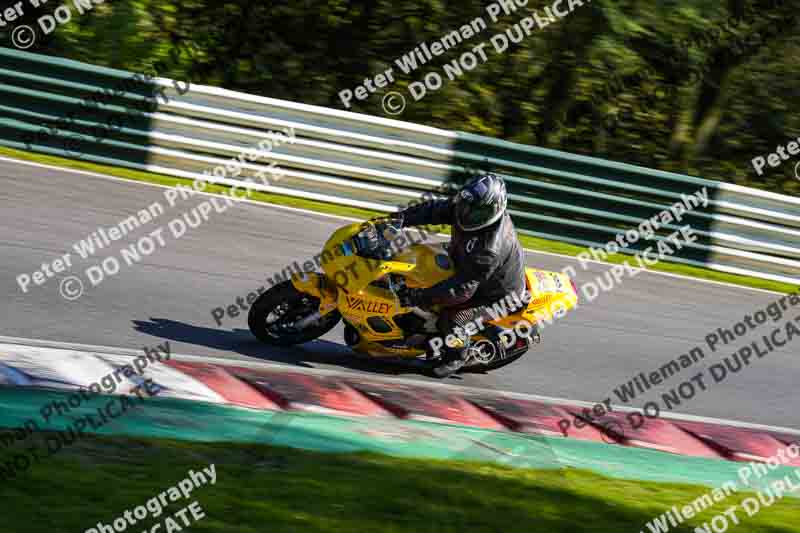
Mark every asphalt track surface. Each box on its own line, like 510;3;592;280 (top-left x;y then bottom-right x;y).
2;158;798;428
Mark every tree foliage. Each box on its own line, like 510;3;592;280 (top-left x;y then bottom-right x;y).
28;0;800;194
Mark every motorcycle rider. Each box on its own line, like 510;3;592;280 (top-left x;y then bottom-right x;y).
393;173;527;378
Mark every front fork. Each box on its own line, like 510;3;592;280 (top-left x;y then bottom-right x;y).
291;272;339;317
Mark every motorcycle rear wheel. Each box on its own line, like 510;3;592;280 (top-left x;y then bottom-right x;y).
248;280;341;346
464;328;539;372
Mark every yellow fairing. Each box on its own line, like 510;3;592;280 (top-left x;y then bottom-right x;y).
318;222;454;293
290;272;339;316
489;269;579;329
306;223;456;357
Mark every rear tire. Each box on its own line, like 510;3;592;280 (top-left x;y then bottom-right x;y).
467;327;539;372
248;280;341;346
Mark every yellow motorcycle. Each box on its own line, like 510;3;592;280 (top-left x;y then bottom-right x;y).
248;220;579;372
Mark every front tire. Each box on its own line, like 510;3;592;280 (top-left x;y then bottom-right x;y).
248;280;341;346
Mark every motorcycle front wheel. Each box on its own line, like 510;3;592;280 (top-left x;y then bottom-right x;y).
248;280;341;346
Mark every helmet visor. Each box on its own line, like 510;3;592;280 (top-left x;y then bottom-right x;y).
456;201;499;231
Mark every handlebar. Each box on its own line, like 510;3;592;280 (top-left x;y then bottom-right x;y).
355;218;404;260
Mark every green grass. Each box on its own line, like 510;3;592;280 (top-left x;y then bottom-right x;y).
2;431;799;532
1;145;796;294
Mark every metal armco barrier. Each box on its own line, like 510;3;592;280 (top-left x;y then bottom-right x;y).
0;47;798;284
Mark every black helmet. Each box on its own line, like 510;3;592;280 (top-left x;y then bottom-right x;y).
454;173;508;231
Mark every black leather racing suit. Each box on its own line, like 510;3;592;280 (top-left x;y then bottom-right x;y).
398;198;527;351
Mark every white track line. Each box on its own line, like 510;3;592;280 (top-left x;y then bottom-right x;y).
1;335;798;437
0;155;789;296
